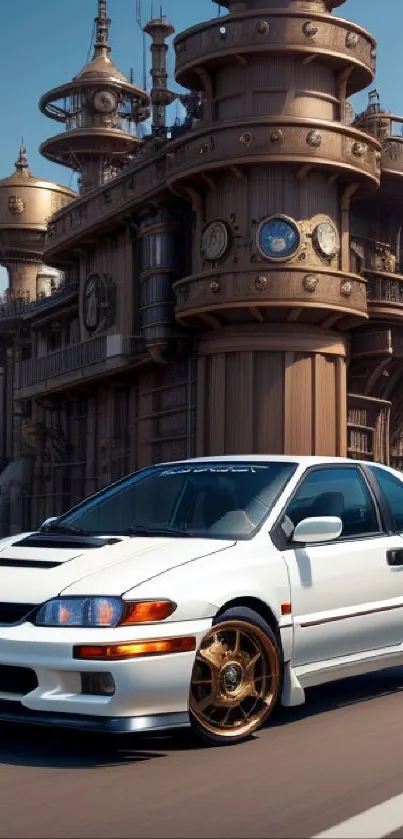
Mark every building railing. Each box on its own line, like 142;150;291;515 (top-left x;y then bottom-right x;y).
0;281;78;321
18;334;145;390
19;335;108;388
367;273;403;304
382;136;403;175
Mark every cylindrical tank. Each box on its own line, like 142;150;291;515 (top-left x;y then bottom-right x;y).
0;146;75;299
138;207;187;360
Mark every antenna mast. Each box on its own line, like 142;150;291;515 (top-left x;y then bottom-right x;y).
136;0;147;91
94;0;111;57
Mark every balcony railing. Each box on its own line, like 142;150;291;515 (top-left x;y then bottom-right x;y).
19;335;108;389
18;334;146;391
367;273;403;305
382;136;403;177
0;282;78;323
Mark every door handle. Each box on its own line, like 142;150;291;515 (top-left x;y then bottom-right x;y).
387;549;403;567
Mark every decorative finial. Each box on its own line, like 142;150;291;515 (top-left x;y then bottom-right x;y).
15;140;30;174
94;0;111;57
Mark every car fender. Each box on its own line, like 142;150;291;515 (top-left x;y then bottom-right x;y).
124;542;291;627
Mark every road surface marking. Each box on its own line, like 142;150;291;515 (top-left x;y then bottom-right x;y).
312;792;403;838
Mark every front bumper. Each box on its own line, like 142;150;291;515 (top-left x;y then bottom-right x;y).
0;618;212;731
0;701;190;732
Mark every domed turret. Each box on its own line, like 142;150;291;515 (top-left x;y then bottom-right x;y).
0;144;76;299
39;0;150;194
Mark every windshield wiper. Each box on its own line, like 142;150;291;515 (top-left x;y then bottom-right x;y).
119;526;192;538
39;522;89;536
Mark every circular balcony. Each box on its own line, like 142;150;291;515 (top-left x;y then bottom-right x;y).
353;112;403;206
40;128;141;167
173;265;368;328
166;118;381;196
174;11;376;96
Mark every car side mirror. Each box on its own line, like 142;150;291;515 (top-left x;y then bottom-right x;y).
40;516;59;530
292;516;342;544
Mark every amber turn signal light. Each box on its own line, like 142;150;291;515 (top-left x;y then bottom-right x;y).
120;600;177;624
73;636;196;661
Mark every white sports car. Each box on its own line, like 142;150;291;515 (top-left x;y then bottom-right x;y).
1;454;403;746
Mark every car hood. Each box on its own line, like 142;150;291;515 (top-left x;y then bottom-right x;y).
0;532;235;604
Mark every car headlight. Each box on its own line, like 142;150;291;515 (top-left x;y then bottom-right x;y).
32;597;177;627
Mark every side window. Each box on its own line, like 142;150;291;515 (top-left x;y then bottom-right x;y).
284;466;380;540
368;467;403;531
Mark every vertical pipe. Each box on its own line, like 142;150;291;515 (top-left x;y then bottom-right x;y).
341;183;359;273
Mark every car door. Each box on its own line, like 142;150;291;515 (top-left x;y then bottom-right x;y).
367;464;403;538
276;464;403;667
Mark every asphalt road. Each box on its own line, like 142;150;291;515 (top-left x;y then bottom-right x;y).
2;669;403;838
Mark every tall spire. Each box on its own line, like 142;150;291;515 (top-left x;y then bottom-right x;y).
94;0;111;57
14;140;30;176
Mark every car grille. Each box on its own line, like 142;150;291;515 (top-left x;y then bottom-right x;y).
0;602;35;625
0;665;38;695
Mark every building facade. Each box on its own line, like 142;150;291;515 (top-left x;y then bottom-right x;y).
1;0;402;533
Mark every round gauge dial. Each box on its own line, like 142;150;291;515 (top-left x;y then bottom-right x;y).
201;220;230;262
258;216;300;261
313;221;340;259
93;90;118;114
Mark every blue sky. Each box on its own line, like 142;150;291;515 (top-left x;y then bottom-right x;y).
0;0;401;290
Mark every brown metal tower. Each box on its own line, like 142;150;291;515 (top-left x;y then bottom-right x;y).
171;0;380;457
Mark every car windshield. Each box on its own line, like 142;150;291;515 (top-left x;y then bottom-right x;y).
54;460;297;540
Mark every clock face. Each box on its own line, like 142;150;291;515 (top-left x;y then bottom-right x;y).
313;221;340;259
258;216;300;261
93;90;117;114
201;221;229;262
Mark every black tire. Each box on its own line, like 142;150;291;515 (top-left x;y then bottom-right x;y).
189;606;281;747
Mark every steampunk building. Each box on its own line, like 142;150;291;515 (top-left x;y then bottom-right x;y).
0;0;401;532
0;143;76;533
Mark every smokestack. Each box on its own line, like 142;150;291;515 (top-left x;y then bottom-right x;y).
143;14;175;137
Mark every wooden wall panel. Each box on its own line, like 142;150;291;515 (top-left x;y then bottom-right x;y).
313;355;337;456
196;356;206;456
254;351;284;453
85;396;97;498
136;373;154;470
128;386;138;474
196;330;347;459
207;353;226;454
80;227;134;342
284;352;313;454
225;351;254;453
214;55;336;120
136;359;196;468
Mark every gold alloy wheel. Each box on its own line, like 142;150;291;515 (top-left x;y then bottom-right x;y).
189;619;280;740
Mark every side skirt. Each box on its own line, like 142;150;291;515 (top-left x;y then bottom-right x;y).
280;644;403;707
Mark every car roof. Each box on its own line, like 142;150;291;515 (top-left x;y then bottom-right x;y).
158;455;371;467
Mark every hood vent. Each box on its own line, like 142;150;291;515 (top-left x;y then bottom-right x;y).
13;533;120;550
0;559;62;569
